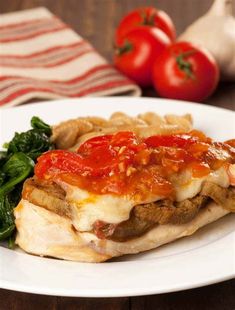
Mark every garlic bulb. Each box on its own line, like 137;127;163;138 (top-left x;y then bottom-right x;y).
178;0;235;80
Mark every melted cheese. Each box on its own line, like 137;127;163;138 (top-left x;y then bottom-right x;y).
54;166;230;231
174;166;230;202
60;183;134;231
207;166;230;187
175;177;205;202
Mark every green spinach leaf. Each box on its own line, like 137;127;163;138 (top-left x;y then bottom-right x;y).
7;130;53;161
0;153;34;196
0;151;7;167
31;116;52;136
0;195;15;241
0;116;53;243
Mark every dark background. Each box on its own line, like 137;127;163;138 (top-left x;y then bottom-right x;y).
0;0;235;309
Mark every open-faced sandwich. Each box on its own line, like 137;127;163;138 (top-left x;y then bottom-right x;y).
13;112;235;262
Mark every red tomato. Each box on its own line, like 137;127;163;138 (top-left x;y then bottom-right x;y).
225;139;235;148
116;7;176;42
152;42;219;102
78;131;141;154
35;148;120;178
35;132;145;179
144;134;197;148
34;150;85;179
78;135;112;155
114;27;171;87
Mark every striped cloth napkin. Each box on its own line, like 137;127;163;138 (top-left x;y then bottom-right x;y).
0;7;141;107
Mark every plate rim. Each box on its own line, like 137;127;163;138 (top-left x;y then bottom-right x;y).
0;232;234;297
2;96;235;114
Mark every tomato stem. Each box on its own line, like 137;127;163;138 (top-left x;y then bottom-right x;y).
141;11;156;26
115;40;133;56
176;50;195;79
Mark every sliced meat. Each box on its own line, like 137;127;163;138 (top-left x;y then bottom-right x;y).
94;184;235;242
93;216;155;242
94;194;208;242
22;178;71;219
201;182;235;211
22;177;235;243
134;195;208;225
133;200;174;225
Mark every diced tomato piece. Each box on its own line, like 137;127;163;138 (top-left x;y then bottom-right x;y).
144;134;197;148
190;162;211;178
189;130;212;143
35;150;84;179
225;139;235;148
93;220;116;239
78;135;112;155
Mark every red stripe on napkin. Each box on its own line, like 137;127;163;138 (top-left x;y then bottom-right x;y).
0;80;132;105
0;17;67;42
0;17;59;31
0;42;94;68
0;7;140;107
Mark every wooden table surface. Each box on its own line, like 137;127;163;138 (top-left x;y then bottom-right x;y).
0;0;234;309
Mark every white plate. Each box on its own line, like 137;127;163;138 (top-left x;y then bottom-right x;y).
0;97;234;297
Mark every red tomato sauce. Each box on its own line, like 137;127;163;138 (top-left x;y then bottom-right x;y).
34;131;235;198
